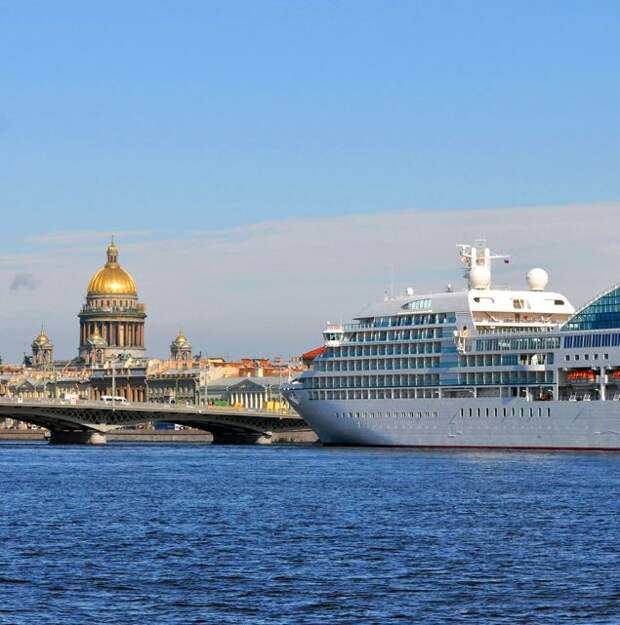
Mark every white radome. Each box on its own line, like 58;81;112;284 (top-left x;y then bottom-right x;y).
526;267;549;291
470;265;491;289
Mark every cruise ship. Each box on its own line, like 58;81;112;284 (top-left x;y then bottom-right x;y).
283;241;620;449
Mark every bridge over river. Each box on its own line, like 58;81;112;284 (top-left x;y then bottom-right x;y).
0;398;308;445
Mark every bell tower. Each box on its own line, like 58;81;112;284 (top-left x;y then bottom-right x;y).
170;330;192;363
32;328;54;368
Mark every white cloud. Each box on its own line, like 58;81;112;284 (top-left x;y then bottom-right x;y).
1;202;619;362
29;229;150;246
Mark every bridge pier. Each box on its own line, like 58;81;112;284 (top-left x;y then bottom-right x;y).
48;430;107;445
211;431;273;445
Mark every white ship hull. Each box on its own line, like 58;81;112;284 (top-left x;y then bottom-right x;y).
289;391;620;450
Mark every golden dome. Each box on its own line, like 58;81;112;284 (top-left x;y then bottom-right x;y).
172;329;190;346
33;327;51;346
87;239;138;296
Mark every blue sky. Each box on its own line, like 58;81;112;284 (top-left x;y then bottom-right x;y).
2;1;620;251
1;2;620;360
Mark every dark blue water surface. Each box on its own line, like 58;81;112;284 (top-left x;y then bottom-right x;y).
1;443;620;624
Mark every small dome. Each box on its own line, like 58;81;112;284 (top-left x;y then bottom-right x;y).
87;327;108;347
527;268;549;291
87;238;138;296
33;328;51;346
172;329;191;347
470;265;491;290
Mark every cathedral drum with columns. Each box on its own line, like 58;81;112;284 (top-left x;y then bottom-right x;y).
78;239;146;364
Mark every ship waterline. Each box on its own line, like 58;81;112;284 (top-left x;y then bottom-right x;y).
289;397;620;449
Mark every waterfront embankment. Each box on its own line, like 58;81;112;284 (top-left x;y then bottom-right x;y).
0;428;318;444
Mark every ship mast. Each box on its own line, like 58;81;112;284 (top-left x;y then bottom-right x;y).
457;240;510;290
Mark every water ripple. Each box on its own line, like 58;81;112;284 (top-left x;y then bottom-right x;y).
0;444;619;624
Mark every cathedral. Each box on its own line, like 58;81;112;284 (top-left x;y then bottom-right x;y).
78;239;147;365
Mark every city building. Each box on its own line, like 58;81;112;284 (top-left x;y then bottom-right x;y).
147;368;208;405
224;376;289;411
78;238;147;362
11;378;48;399
89;358;147;402
53;375;91;400
206;357;295;380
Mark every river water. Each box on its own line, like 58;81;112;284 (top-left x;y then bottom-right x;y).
0;443;619;624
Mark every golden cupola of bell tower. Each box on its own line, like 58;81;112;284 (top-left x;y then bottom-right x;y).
78;238;147;362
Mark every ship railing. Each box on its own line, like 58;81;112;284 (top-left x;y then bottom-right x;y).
475;318;561;326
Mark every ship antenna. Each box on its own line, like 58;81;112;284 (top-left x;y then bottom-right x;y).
457;241;510;290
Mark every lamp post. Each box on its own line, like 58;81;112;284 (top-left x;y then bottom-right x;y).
204;356;209;406
105;353;123;412
110;357;117;412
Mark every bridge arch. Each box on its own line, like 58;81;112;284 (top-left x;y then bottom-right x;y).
0;400;305;445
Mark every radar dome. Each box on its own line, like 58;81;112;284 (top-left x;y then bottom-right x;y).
470;265;491;290
527;268;549;291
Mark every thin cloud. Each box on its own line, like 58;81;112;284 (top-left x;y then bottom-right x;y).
2;202;620;361
29;229;151;246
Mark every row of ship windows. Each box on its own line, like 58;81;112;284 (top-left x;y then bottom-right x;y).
401;299;433;311
459;406;552;418
345;328;447;343
307;371;553;389
306;374;441;389
333;406;553;420
309;388;554;402
459;353;554;367
563;333;620;349
564;353;609;362
473;337;561;351
336;410;439;419
309;389;441;400
318;357;442;372
325;341;442;359
356;313;456;328
459;372;553;385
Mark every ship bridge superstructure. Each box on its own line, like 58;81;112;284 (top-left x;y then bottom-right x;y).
304;242;579;405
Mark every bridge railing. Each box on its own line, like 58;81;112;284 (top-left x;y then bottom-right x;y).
0;396;299;418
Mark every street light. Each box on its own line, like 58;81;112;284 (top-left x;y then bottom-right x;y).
106;352;127;412
105;357;118;412
204;355;209;406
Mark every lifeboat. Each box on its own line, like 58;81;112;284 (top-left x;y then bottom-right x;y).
610;370;620;380
566;369;597;383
